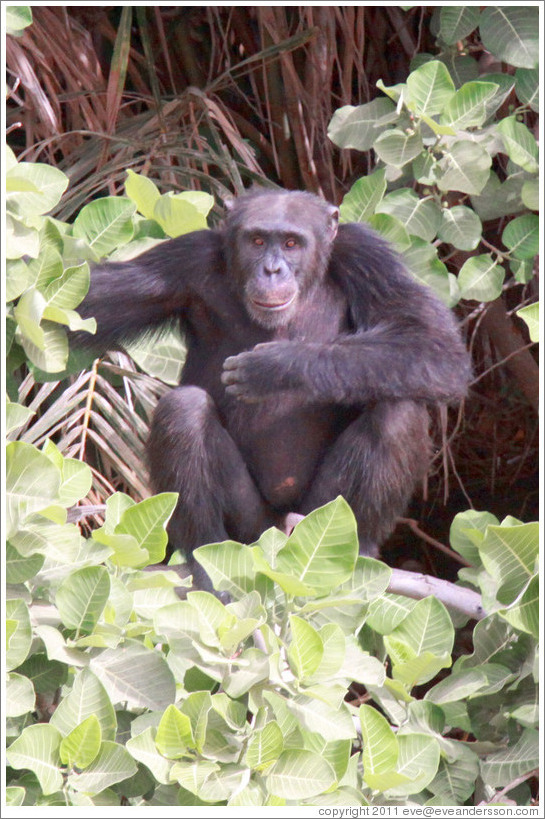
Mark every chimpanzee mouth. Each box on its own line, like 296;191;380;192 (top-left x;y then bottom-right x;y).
251;294;296;311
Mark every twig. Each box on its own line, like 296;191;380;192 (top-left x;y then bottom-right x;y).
388;568;485;620
398;517;471;567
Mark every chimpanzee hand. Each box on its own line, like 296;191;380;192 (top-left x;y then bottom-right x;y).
221;341;297;402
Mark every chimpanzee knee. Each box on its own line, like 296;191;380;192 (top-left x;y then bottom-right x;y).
147;385;273;589
302;401;430;554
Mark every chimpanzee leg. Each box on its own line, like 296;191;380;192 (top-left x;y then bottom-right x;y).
147;386;274;589
301;401;431;554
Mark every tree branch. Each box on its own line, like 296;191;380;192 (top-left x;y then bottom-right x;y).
388;568;486;620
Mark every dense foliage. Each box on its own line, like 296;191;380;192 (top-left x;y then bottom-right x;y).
4;4;540;809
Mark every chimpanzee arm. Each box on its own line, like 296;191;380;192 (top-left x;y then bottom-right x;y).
222;223;471;405
74;230;223;350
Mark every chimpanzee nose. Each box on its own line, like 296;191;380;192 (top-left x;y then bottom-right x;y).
264;258;282;275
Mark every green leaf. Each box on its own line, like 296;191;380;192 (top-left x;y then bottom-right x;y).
6;672;35;717
73;197;136;258
515;68;539;112
500;574;539;638
193;763;248;802
470;171;525;222
386;734;441;797
50;668;117;740
428;744;480;804
479;73;517;121
286;695;356;742
368;213;411;252
5;213;39;259
385;597;454;686
403;238;453;306
437;206;482;251
20;320;69;373
58;457;93;507
437;141;491;195
6;257;35;302
125;170;161;219
425;668;487;704
458;254;505;302
366;593;416;634
92;529;147;568
339;168;387;222
374;128;423;168
126;727;172;785
275;497;359;594
117;492;178;563
56;566;110;632
153;195;207;238
173;190;214;218
327;98;397;151
516;302;539;343
6;543;44;583
5;788;25;807
450;509;498;566
496;117;539;173
308;623;346;680
266;750;335;800
406;60;455;116
251;548;315;596
5;441;61;538
287;616;323;680
223;647;270;698
440;81;499;129
6;160;68;216
480;729;539;787
377;188;442;241
89;639;176;710
521;178;539;211
60;715;102;769
245;721;283;770
14;288;47;348
155;704;195;758
6;724;63;795
480;6;539;69
68;741;137;794
502;214;539;260
5;400;34;436
125;327;186;385
17;652;67;694
6;5;33;36
438;6;480;44
479;522;538;605
195;540;258;598
179;691;213;753
395;596;455;656
360;703;398;778
169;758;219;795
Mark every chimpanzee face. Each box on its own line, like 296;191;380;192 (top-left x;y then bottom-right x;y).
225;190;339;329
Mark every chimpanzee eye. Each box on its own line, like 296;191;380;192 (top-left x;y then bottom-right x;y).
253;236;264;246
285;238;298;248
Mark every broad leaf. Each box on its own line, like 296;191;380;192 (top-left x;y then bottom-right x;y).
406;60;455;116
266;750;335;800
480;6;539;69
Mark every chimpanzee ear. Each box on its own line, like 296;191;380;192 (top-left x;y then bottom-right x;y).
328;205;339;241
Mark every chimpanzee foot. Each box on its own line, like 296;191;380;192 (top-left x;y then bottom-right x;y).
283;512;305;535
358;537;380;558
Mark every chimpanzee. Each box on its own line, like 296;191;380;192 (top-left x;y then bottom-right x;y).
77;187;471;589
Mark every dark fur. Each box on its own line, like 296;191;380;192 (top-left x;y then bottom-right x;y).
77;188;471;589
